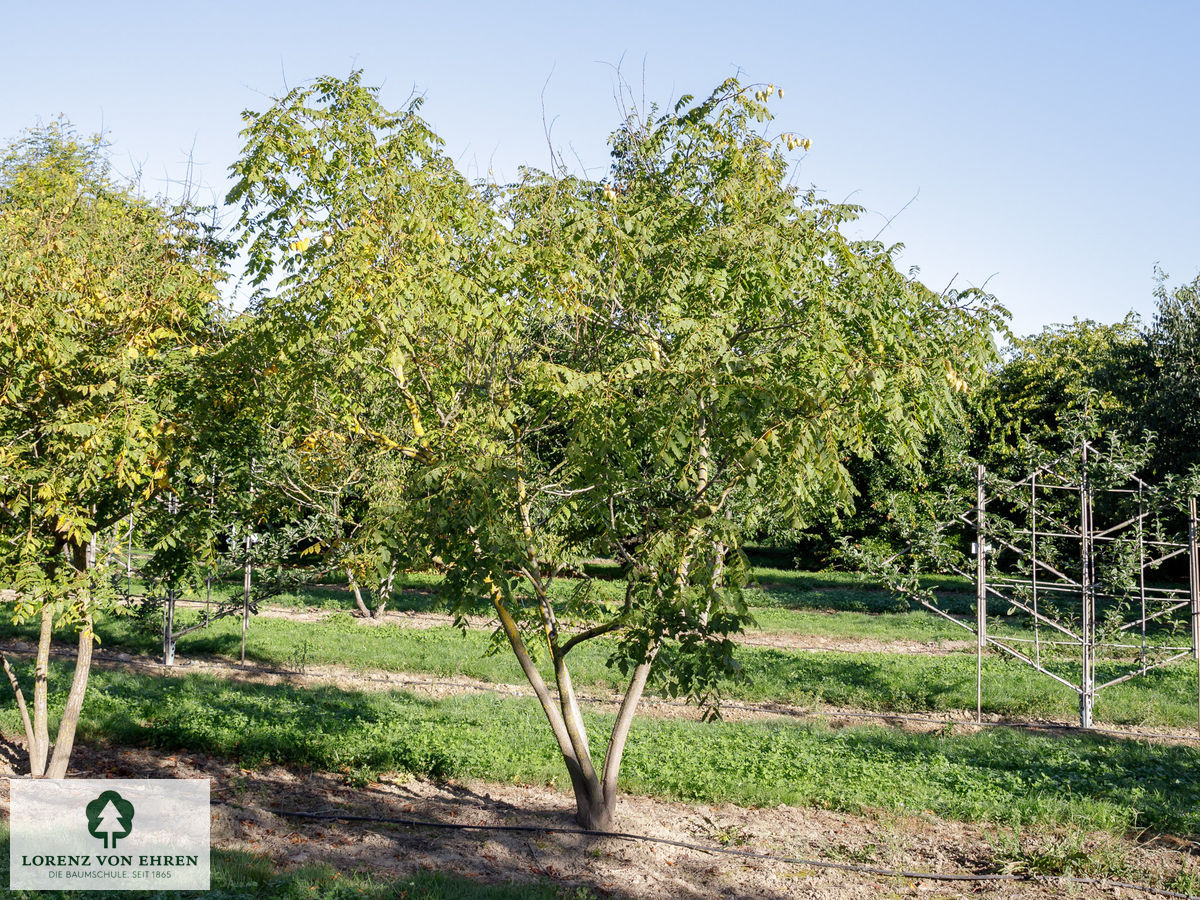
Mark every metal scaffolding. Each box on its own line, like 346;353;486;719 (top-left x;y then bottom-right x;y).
913;442;1200;731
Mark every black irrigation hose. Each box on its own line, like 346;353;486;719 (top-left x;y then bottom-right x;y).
260;805;1200;899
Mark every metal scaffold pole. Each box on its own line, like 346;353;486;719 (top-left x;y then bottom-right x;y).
908;440;1192;740
1189;496;1199;736
1079;442;1094;729
976;463;986;725
242;459;255;667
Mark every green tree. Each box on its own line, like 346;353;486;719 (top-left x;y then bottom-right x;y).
229;74;1002;830
131;312;309;666
433;80;1003;829
225;70;511;609
972;317;1146;473
1144;273;1200;477
0;122;223;775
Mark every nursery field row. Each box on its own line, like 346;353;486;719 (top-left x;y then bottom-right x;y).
3;663;1199;836
121;563;1198;650
5;634;1200;898
3;607;1198;729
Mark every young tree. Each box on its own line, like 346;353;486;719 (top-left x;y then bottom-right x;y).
226;72;512;606
430;79;1005;829
229;73;1002;830
971;317;1146;473
0;123;223;775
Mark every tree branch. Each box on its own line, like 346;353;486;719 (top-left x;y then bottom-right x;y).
2;655;36;767
559;618;625;656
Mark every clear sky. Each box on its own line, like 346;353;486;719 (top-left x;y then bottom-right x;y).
4;1;1197;336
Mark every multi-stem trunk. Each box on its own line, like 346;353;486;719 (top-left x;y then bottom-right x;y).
495;437;666;829
44;613;93;777
2;541;98;777
347;570;372;618
31;603;53;775
372;560;397;619
0;600;56;776
44;540;96;777
488;574;658;831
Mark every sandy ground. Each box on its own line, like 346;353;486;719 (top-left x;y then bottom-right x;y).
0;743;1195;899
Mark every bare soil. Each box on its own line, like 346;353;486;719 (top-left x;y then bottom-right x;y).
1;743;1194;899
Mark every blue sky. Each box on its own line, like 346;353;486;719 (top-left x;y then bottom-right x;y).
4;1;1197;335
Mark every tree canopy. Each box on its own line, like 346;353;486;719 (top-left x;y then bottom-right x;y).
226;73;1005;828
0;121;225;775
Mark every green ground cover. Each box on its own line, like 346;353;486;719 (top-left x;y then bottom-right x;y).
2;666;1197;835
118;565;1192;649
2;608;1194;727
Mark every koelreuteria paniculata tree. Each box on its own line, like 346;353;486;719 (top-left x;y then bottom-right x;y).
457;79;1004;829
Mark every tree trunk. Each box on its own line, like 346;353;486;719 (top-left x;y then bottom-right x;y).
486;580;607;827
2;656;36;769
372;560;397;619
574;787;613;831
45;616;93;778
31;604;53;777
163;586;177;666
347;571;371;617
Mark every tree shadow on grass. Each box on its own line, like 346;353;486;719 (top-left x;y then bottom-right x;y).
734;647;1074;718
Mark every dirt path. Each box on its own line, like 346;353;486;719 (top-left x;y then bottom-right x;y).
0;743;1191;899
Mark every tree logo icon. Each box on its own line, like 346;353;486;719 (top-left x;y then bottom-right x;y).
86;790;135;849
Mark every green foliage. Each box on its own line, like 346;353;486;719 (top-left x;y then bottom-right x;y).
972;316;1148;472
227;70;510;614
989;829;1133;879
0;120;224;621
1144;272;1200;478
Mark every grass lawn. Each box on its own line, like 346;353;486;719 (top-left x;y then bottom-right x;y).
132;564;1192;649
3;607;1196;727
3;665;1199;836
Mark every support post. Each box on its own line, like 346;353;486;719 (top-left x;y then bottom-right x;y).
241;460;256;666
1031;472;1041;667
164;584;176;666
164;494;178;666
1079;443;1094;729
206;464;215;625
1188;496;1199;735
241;535;251;666
126;513;134;598
1138;485;1147;674
976;463;986;724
